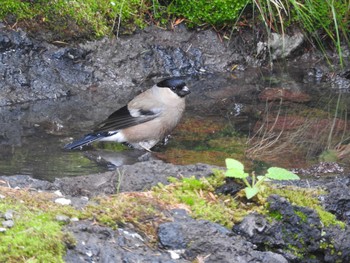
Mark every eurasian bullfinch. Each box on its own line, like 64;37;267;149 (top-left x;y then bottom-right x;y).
64;77;190;151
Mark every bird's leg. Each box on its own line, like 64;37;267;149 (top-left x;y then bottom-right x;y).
140;145;153;152
138;140;157;152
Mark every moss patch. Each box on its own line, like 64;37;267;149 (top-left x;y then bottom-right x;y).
152;172;264;228
81;192;172;242
265;186;345;228
0;0;152;40
0;187;77;263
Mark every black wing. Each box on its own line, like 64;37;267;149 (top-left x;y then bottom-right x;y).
93;105;159;133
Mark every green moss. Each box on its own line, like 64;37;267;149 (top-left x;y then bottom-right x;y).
153;173;263;228
286;244;304;258
81;193;170;240
265;186;345;228
295;210;308;223
168;0;249;26
0;0;152;39
0;203;65;263
0;186;82;262
269;210;283;221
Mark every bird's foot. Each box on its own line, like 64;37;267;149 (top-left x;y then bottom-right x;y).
137;140;158;152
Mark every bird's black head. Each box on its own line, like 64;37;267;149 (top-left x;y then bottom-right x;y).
157;77;190;98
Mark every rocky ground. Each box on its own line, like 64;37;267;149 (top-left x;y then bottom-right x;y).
1;160;350;262
1;21;350;262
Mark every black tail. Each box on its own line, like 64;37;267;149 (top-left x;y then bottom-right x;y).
64;134;102;150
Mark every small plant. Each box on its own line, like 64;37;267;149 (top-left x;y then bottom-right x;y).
225;158;300;199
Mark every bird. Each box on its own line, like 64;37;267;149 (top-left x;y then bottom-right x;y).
64;77;190;151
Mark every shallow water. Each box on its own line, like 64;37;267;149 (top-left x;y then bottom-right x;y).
0;67;349;181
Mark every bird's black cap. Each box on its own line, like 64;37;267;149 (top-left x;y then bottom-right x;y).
157;77;186;89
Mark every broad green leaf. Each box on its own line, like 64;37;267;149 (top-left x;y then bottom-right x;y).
225;159;249;178
225;158;244;170
245;186;259;199
266;167;300;180
225;169;249;178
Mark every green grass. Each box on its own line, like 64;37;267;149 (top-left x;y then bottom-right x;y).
0;0;348;63
251;0;349;67
0;0;152;39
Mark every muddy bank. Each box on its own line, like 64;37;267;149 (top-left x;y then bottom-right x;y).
2;22;348;108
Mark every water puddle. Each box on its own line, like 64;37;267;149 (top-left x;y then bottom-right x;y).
1;66;349;181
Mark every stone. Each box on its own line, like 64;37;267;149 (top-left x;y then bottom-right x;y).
4;210;13;220
56;215;70;223
55;198;72;205
2;220;14;228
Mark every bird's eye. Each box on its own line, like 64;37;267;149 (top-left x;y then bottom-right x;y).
171;86;176;90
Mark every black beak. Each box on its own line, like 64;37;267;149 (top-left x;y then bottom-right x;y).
178;86;191;97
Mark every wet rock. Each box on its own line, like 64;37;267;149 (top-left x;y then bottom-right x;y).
54;160;218;197
322;176;350;225
259;87;311;102
0;24;274;108
332;71;350;92
158;209;287;263
0;160;217;197
0;28;93;106
257;32;304;60
323;226;350;262
291;162;345;177
215;178;243;196
233;194;350;262
64;220;186;263
234;195;322;251
304;67;326;83
0;175;54;190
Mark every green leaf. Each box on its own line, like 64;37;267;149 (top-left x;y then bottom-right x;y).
225;169;249;178
225;158;244;170
225;159;248;179
265;167;300;180
245;186;259;199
